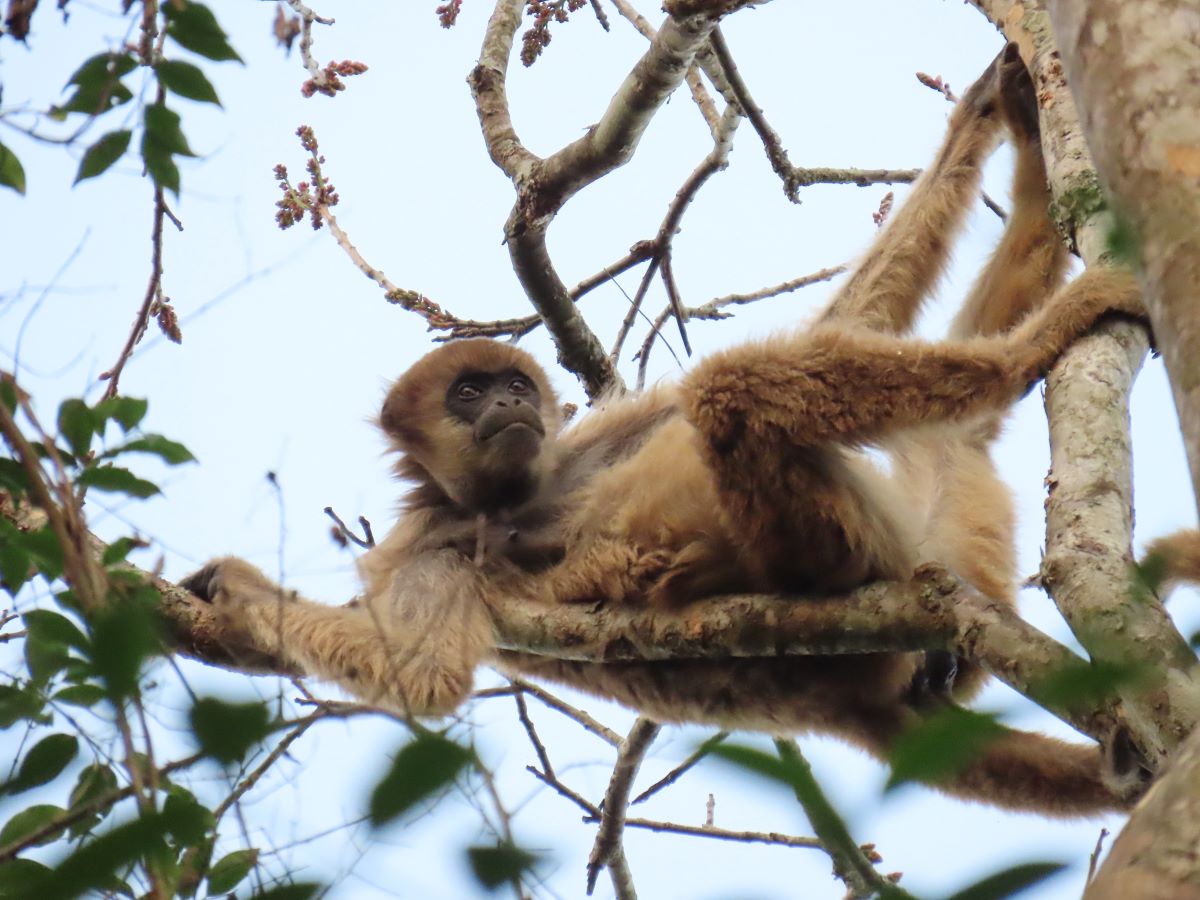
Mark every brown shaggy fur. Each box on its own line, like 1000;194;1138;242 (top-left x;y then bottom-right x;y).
183;47;1145;817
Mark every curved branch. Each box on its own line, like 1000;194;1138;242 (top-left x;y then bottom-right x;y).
471;0;766;397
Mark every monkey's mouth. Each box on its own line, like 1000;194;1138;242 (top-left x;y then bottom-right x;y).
478;419;544;442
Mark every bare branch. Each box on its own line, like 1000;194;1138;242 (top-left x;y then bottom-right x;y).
99;186;181;399
632;731;727;805
586;717;660;894
613;103;742;367
472;0;764;396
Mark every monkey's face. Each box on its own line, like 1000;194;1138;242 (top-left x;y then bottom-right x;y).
380;340;560;514
443;367;547;509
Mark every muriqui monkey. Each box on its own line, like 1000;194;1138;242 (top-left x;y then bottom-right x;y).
183;47;1147;816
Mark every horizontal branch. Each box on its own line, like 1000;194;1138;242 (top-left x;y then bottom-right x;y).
1;501;1119;746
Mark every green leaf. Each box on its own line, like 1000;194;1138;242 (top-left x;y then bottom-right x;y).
163;787;215;845
0;143;26;195
0;683;45;729
467;843;538;891
144;104;195;157
942;861;1067;900
36;811;175;898
5;733;78;794
25;621;71;684
0;859;51;896
69;762;119;808
142;147;180;197
190;697;272;765
24;609;88;649
90;591;163;699
1034;658;1149;709
141;105;193;195
0;524;31;593
887;707;1006;790
78;464;160;499
92;396;148;432
106;434;196;466
54;684;107;708
164;2;243;62
56;398;95;458
10;524;65;581
102;537;143;567
75;130;132;184
56;53;136;116
66;52;138;87
1131;553;1168;604
207;848;259;894
156;60;222;105
0;457;28;498
0;804;67;847
369;733;474;827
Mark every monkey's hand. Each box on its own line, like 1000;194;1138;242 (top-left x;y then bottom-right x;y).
1011;266;1149;383
180;557;308;671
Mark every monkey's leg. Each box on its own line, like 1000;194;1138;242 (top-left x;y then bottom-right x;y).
817;51;1006;335
182;555;493;716
949;44;1069;340
839;704;1132;817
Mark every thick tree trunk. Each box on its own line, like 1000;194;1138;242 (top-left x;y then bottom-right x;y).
1045;0;1200;891
1049;0;1200;515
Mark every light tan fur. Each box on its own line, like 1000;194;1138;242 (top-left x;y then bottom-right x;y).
1144;529;1200;594
182;48;1146;815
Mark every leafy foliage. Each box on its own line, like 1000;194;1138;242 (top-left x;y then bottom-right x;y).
369;731;475;826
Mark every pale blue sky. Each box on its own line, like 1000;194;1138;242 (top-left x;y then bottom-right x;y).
2;2;1197;898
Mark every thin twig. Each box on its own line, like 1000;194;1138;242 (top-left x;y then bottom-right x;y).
213;714;323;821
99;184;179;398
1086;827;1110;883
323;506;375;549
0;753;204;864
614;103;742;366
632;731;728;805
512;679;622;746
586;717;661;895
514;689;555;778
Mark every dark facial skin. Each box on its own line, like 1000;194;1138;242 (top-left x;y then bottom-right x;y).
445;368;546;511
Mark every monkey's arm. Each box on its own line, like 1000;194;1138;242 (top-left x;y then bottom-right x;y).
181;552;494;716
685;266;1143;451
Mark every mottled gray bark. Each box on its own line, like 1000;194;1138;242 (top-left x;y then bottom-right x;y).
1050;0;1200;517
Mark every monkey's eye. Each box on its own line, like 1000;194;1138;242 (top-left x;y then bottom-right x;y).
456;383;483;401
508;377;531;395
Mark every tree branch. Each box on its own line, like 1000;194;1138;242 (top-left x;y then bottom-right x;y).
970;0;1200;763
1047;0;1200;518
471;0;765;396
